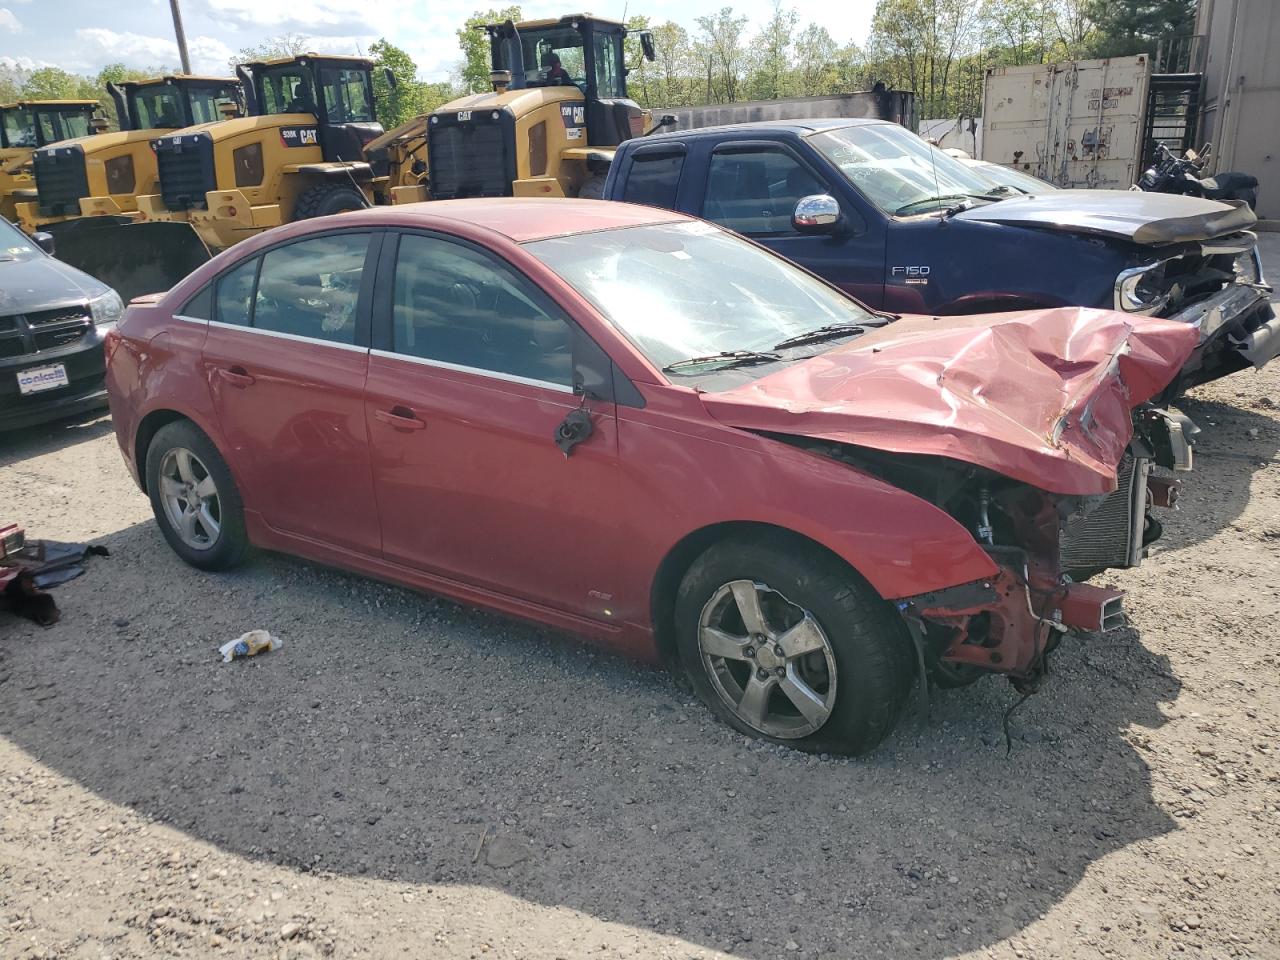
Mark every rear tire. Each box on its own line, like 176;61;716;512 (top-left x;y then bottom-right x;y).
674;533;914;756
145;420;249;571
576;174;606;199
293;183;368;220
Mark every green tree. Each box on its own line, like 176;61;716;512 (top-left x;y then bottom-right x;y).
456;6;522;94
370;38;420;127
20;67;93;100
1085;0;1194;58
792;24;841;96
228;33;311;73
745;0;799;100
694;7;749;102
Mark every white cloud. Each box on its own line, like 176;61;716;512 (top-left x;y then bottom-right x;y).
208;0;368;34
0;55;53;71
0;7;23;32
66;28;234;75
187;36;235;75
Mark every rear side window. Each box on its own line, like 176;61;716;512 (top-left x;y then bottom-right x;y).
179;284;212;320
703;147;827;236
215;258;258;326
621;151;684;209
253;233;369;345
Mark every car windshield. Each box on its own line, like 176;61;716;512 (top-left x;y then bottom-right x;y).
808;123;1005;215
525;220;877;375
967;160;1057;193
0;217;40;261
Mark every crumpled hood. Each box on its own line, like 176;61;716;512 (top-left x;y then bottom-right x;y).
700;308;1198;496
952;190;1256;244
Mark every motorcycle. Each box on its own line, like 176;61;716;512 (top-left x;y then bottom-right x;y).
1135;142;1259;208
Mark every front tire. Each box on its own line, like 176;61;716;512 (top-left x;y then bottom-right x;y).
674;534;914;756
293;183;368;220
145;420;249;571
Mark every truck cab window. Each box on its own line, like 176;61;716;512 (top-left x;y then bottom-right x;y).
703;148;826;236
187;86;237;125
133;88;186;129
260;69;314;115
593;33;623;98
318;68;375;123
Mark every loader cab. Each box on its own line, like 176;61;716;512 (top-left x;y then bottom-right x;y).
0;101;98;149
244;55;384;163
110;77;242;132
488;14;652;147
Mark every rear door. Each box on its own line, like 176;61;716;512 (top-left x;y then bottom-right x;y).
692;138;886;307
363;230;623;620
201;230;382;554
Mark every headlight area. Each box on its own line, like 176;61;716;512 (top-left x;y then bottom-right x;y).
1114;261;1169;314
89;290;125;328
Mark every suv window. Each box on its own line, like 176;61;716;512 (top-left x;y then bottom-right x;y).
215;258;258;326
253;234;369;345
702;147;827;236
391;233;572;387
621;151;684;208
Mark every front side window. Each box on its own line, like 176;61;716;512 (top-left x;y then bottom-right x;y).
254;233;369;344
317;67;374;123
55;111;92;140
391;233;572;386
186;85;238;125
132;87;186;129
526;221;876;376
809;123;1003;216
260;68;315;116
215;257;258;327
592;33;623;98
703;147;827;236
2;108;36;147
37;114;58;144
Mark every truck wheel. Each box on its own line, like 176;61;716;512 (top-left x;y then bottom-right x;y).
145;420;249;571
293;183;368;221
674;533;914;756
576;175;606;199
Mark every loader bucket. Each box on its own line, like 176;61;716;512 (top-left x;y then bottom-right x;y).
45;218;212;304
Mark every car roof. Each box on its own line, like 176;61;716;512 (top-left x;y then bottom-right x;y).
641;117;891;142
344;198;691;243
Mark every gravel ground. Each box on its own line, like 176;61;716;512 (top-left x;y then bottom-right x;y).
1;237;1278;960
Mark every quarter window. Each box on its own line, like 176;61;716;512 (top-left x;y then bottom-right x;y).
703;148;827;236
215;257;258;327
253;234;370;345
180;284;213;321
391;234;573;387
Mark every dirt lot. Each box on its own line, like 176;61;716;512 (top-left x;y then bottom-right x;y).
2;238;1278;960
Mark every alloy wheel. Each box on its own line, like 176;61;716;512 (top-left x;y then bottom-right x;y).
158;446;222;551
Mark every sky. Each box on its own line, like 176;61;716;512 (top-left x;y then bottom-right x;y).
0;0;878;84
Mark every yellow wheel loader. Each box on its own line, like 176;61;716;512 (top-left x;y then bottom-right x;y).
365;14;668;203
1;100;99;223
134;54;386;253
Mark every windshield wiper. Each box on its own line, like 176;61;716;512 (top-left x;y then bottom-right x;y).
895;193;996;216
772;323;869;350
663;350;782;373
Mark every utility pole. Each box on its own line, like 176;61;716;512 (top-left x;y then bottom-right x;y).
169;0;192;74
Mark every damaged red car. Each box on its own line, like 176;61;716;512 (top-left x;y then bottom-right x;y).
104;199;1198;755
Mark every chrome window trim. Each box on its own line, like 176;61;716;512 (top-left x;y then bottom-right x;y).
206;318;368;353
173;314;208;325
369;348;574;394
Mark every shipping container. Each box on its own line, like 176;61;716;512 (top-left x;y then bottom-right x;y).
981;55;1152;189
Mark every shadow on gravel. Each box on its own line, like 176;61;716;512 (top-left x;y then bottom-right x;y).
0;412;113;468
1157;395;1279;554
1;515;1181;960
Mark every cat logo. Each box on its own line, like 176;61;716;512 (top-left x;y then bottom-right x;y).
457;110;473;122
279;126;319;148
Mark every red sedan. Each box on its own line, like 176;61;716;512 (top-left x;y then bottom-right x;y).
105;199;1196;754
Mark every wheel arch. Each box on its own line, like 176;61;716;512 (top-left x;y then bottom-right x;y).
133;408;229;495
648;521;878;667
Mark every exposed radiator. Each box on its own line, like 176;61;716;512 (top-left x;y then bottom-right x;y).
1060;455;1149;574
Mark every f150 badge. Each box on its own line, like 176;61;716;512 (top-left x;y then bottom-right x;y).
280;126;319;147
891;265;931;285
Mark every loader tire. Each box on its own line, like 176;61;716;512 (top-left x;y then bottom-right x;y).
576;174;607;199
293;183;368;221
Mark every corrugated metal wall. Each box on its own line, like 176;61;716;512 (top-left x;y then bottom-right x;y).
1198;0;1280;220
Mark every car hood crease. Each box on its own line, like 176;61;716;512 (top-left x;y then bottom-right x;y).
699;308;1198;496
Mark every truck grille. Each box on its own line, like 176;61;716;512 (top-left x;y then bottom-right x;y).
156;132;217;211
0;305;92;360
427;112;516;200
1060;456;1149;575
34;145;89;218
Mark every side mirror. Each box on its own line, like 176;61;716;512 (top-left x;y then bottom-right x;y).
32;232;55;255
383;67;398;90
793;194;841;234
640;31;656;62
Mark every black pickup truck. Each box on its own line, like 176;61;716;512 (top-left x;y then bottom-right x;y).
603;118;1277;395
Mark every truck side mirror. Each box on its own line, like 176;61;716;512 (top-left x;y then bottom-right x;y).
792;195;841;234
640;31;656;62
383;67;398;90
